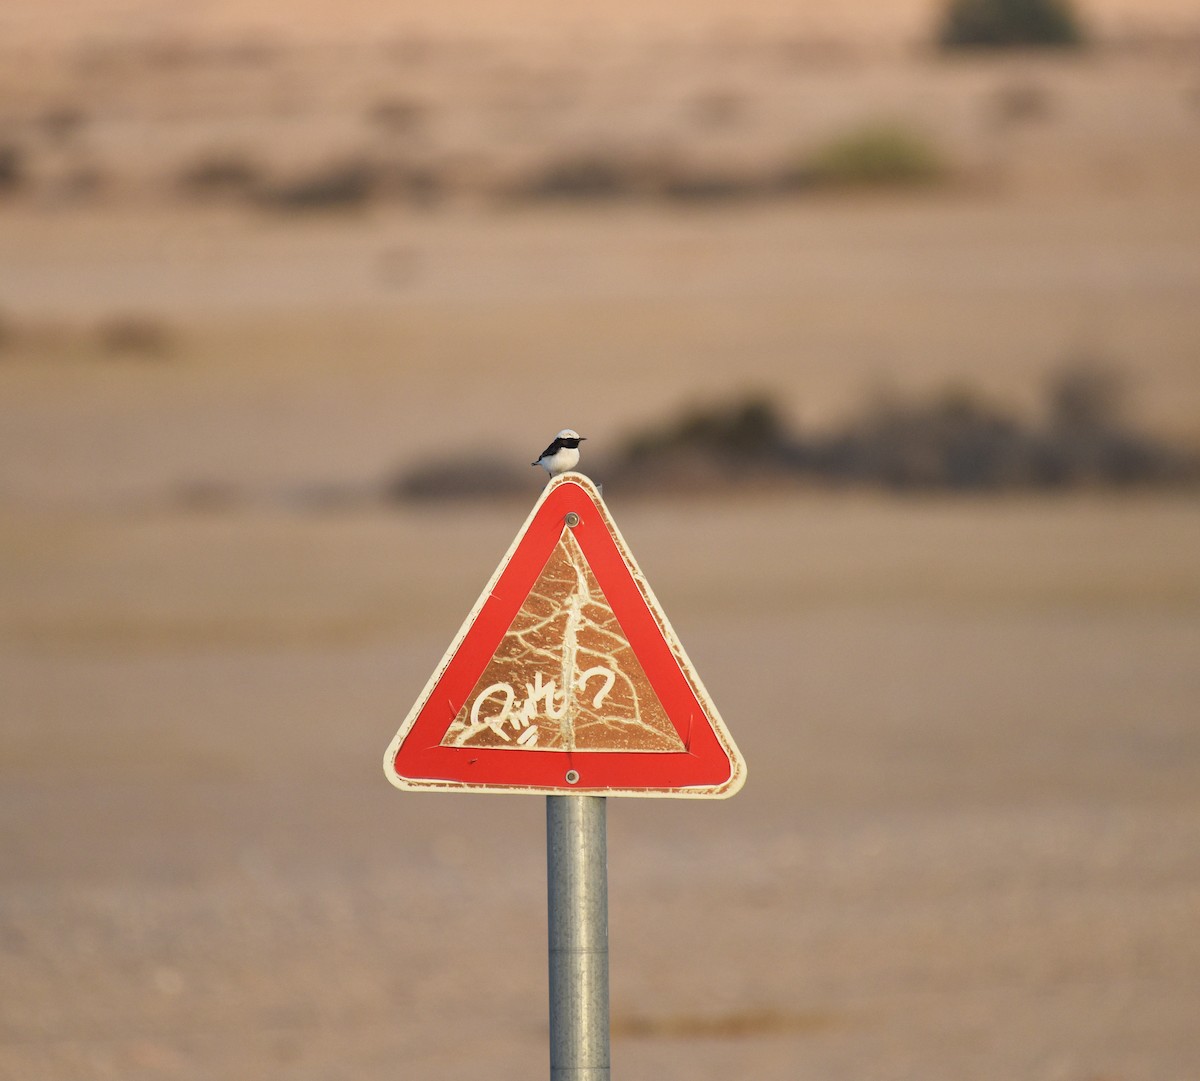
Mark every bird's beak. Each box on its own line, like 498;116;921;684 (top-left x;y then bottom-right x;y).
580;436;587;441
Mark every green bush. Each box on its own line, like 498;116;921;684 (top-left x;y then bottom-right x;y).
797;123;945;189
938;0;1085;49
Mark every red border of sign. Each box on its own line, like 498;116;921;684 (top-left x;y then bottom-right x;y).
384;473;744;797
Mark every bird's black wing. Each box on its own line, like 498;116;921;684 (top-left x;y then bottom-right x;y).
536;437;563;460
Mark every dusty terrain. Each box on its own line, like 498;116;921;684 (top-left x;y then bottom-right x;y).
2;1;1200;1079
3;496;1199;1080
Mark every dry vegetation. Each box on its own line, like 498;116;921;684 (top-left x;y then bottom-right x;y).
0;310;176;361
393;367;1200;499
1;12;1199;214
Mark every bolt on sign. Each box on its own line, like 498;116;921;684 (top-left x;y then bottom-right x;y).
384;472;745;797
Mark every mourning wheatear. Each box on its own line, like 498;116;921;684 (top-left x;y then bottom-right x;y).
532;429;585;476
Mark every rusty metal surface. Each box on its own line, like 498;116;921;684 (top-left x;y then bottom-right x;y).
442;527;685;753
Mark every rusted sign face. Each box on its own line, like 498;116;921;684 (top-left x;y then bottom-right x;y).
441;525;686;754
384;472;745;797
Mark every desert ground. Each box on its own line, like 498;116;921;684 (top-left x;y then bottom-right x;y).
2;1;1200;1079
2;496;1198;1080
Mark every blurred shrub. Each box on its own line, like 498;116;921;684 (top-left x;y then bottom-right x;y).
507;128;947;206
938;0;1085;49
506;151;646;202
606;394;801;492
390;371;1198;500
821;367;1195;490
1046;363;1124;434
178;153;262;199
620;374;1195;493
39;105;88;145
686;88;749;131
814;387;1034;489
623;394;792;463
1031;364;1185;487
96;315;174;359
254;159;377;212
376;162;444;207
367;97;430;137
658;168;766;203
179;152;441;209
387;455;529;501
506;150;765;204
988;80;1054;126
0;143;25;193
785;123;946;190
59;164;106;201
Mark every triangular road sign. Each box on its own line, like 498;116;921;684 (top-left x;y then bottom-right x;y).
384;472;745;797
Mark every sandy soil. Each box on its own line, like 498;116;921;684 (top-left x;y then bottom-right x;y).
2;3;1200;1079
3;194;1199;511
2;496;1199;1080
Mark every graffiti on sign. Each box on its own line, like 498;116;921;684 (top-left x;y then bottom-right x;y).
441;529;685;753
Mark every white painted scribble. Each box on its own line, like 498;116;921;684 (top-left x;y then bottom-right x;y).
462;666;617;747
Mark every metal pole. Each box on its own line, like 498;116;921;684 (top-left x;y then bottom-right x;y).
547;794;610;1081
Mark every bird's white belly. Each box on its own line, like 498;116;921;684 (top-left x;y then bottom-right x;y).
549;447;580;474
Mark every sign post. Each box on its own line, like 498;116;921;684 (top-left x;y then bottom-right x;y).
547;795;609;1081
384;471;745;1076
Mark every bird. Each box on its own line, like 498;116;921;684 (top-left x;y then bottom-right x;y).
532;429;586;476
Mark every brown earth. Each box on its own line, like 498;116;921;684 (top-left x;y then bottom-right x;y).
2;496;1198;1080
